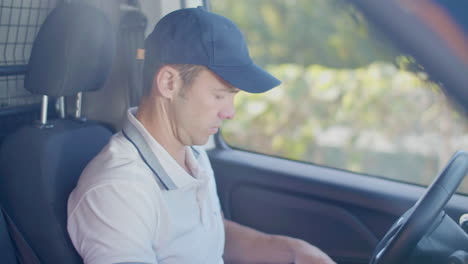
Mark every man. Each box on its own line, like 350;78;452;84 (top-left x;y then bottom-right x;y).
67;7;335;264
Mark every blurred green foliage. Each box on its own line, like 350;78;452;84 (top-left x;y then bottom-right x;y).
212;0;468;194
213;0;398;68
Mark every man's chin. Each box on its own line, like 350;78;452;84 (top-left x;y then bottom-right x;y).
191;136;210;146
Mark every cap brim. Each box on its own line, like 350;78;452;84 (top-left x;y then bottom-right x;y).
208;63;281;93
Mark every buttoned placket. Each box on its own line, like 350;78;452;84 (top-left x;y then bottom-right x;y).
186;150;212;227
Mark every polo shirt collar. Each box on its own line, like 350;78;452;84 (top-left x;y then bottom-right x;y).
126;107;205;190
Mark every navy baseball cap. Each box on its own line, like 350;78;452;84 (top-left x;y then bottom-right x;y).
143;7;281;93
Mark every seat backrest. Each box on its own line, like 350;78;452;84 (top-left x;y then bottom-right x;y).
0;121;112;264
0;209;19;264
0;2;115;263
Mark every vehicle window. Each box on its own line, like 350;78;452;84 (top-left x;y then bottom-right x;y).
182;0;204;8
212;0;468;195
0;0;59;108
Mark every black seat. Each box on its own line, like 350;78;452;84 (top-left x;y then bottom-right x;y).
0;2;115;263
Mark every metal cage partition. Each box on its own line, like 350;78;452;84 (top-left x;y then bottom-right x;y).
0;0;60;109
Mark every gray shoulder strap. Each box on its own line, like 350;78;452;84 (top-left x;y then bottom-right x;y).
190;146;200;159
122;120;177;191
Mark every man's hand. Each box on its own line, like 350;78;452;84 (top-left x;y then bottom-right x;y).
224;219;336;264
292;239;336;264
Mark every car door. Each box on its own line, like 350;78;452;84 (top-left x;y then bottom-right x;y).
208;1;468;263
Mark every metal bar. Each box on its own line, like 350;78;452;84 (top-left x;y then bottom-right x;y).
13;74;19;105
0;1;4;65
12;0;25;64
0;0;59;110
0;25;38;29
46;0;53;13
3;1;13;65
0;6;51;10
75;92;82;119
0;41;35;45
0;65;28;76
32;0;43;38
6;75;10;106
57;96;65;118
40;94;48;125
0;102;41;117
22;0;33;60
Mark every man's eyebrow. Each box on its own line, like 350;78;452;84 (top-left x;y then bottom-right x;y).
228;87;241;93
216;85;240;93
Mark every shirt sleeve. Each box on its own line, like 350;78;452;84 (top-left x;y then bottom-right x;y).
68;181;159;264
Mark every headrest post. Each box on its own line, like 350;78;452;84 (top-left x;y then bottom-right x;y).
75;92;86;122
34;95;54;129
40;95;48;124
57;96;65;119
75;92;82;119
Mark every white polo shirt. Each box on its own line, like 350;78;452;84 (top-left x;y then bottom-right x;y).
67;107;225;264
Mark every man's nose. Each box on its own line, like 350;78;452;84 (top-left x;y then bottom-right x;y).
219;102;236;120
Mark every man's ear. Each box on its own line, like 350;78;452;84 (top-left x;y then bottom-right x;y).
152;65;183;99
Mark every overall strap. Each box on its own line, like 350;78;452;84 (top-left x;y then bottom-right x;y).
191;146;200;159
122;120;177;190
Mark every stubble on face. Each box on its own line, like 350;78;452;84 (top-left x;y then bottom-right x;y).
170;68;240;147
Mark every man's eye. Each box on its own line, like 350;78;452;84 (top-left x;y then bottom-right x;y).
215;94;225;100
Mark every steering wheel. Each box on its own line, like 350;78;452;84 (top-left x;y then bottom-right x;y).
369;151;468;264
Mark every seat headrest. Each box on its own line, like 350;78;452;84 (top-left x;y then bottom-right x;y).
25;3;115;97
